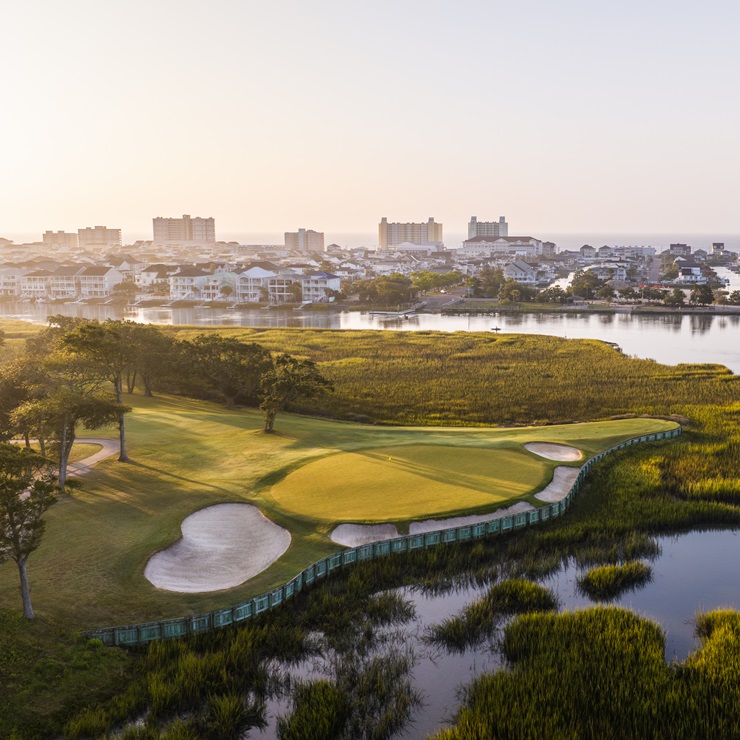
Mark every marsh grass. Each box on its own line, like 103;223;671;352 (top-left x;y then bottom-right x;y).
426;579;558;652
437;607;740;739
577;561;653;601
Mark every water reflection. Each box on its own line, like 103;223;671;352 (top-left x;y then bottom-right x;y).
0;301;738;372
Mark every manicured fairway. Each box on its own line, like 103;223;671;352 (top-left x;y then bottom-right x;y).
0;392;678;629
269;445;549;521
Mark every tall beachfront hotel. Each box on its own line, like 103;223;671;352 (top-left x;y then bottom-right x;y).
153;215;215;246
378;217;443;249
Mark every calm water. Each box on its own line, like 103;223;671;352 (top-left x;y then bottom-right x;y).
260;529;740;738
2;294;739;373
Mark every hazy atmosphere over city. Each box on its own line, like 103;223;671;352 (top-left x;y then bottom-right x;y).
3;3;740;739
4;0;740;238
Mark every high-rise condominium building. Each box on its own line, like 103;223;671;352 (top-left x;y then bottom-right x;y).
78;226;122;249
468;216;508;239
378;217;443;249
152;215;216;245
284;228;325;253
42;231;78;249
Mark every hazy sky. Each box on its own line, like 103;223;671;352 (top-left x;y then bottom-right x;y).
3;0;740;240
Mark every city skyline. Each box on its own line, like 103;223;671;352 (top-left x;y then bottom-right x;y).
4;1;740;236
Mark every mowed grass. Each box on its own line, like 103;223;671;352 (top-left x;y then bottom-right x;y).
0;393;677;630
268;445;549;521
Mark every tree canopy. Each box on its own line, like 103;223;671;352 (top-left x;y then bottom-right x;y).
0;443;58;618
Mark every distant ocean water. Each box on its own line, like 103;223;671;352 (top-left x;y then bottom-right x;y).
4;231;740;252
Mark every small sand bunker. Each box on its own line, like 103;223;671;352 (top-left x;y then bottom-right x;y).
145;503;291;593
525;442;583;461
409;501;535;534
534;466;582;502
330;523;400;547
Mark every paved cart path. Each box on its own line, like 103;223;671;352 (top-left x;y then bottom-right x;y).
11;437;119;478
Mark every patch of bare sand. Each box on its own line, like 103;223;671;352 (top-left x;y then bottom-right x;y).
524;442;583;461
144;503;291;593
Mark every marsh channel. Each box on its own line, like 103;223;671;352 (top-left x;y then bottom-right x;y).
255;528;740;737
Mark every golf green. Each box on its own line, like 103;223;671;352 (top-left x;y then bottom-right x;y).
267;444;551;521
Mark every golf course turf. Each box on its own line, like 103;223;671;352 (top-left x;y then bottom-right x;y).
269;445;549;521
0;393;678;629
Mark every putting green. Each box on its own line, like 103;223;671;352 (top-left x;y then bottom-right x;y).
268;444;551;521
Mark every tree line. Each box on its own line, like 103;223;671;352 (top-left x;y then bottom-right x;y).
0;317;332;619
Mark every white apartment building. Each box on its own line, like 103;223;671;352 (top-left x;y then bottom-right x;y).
234;266;341;304
42;231;79;250
20;270;52;297
153;215;216;246
284;228;325;253
468;216;508;239
612;246;657;259
138;264;177;288
458;236;546;259
379;217;443;249
78;226;122;249
299;271;340;302
49;266;85;298
200;271;239;301
77;266;125;297
586;262;629;282
236;266;275;303
0;265;28;296
168;268;211;299
676;262;706;284
503;260;537;284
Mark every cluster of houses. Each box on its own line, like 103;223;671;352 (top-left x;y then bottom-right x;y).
0;257;342;304
2;232;721;303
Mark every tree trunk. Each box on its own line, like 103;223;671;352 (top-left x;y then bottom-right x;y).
118;410;128;462
17;557;34;619
115;376;129;462
59;416;68;487
263;409;276;433
126;369;137;394
143;373;154;397
24;431;30;449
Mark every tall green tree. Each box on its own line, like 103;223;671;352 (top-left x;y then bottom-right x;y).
61;321;136;461
690;284;715;306
260;354;333;432
188;335;272;409
0;444;58;619
126;324;177;396
16;351;124;486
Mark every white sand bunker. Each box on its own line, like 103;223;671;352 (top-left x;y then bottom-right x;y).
145;503;291;593
534;466;582;502
525;442;583;461
409;501;535;534
331;523;400;547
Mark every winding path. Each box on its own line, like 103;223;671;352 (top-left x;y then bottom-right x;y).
11;437;119;478
66;438;119;476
